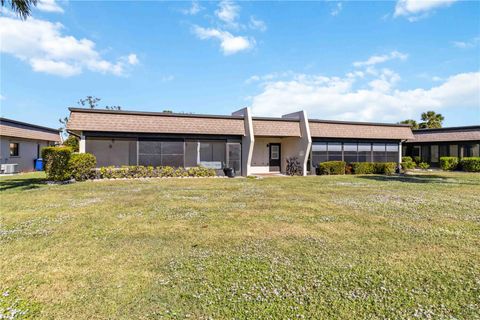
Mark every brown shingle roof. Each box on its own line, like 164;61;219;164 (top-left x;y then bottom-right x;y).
252;119;301;137
67;108;246;136
309;121;413;140
0;118;60;142
408;126;480;143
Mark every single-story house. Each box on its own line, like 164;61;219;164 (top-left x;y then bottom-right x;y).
67;107;413;176
403;126;480;166
0;117;61;172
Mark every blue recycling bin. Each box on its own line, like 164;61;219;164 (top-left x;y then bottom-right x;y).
34;158;44;171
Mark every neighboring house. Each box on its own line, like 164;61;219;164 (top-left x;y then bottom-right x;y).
0;118;61;172
403;126;480;167
67;107;413;176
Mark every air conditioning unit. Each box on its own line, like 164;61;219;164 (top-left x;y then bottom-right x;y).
1;164;19;174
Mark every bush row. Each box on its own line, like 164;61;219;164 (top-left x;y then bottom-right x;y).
95;165;216;179
439;156;480;172
41;147;216;181
316;161;397;175
351;162;397;175
459;157;480;172
401;156;430;171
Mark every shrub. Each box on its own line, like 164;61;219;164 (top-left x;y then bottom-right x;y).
41;146;72;181
96;165;216;179
345;164;353;175
317;161;346;175
402;156;413;163
374;162;397;175
63;135;79;152
439;157;458;171
419;162;430;170
414;156;421;164
460;157;480;172
352;162;375;174
401;161;416;170
69;153;96;181
186;166;216;177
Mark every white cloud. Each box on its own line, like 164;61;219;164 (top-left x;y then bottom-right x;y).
452;37;480;49
330;2;343;16
215;0;240;27
0;15;138;77
193;25;253;55
394;0;457;21
127;54;139;65
250;68;480;123
37;0;64;13
182;1;202;15
353;51;408;68
30;58;81;76
249;16;267;32
0;94;5;101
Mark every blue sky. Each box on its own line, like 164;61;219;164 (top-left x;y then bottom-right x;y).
1;0;479;129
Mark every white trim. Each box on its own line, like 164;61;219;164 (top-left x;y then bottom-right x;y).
79;133;86;153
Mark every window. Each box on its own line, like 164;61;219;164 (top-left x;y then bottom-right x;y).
439;145;449;158
472;144;480;157
421;145;430;163
343;143;358;163
138;140;184;167
358;143;372;162
227;143;242;175
328;142;342;161
199;141;226;169
464;144;480;157
9;143;19;157
311;143;327;166
184;141;198;167
449;145;458;157
386;143;399;162
372;143;386;162
430;145;439;163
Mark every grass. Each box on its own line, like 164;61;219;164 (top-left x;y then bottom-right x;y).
1;171;479;319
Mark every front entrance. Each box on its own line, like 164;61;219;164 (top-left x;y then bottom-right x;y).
269;143;281;172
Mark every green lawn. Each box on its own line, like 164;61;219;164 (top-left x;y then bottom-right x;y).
1;172;479;319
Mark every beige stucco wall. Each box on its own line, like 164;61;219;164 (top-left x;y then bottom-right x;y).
0;136;50;172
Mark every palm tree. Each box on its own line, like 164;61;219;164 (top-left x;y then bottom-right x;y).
1;0;37;20
419;111;444;129
399;119;419;129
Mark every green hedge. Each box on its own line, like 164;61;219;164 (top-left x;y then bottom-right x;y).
96;165;217;179
317;161;346;175
460;157;480;172
440;157;458;171
401;161;416;170
419;162;430;170
352;162;375;174
374;162;397;175
351;162;396;175
69;153;96;181
402;156;413;163
41;147;72;181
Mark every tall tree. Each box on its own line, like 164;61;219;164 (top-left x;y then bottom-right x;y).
1;0;37;20
419;111;444;129
399;119;419;129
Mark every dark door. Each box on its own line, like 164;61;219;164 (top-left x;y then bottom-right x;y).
269;143;281;171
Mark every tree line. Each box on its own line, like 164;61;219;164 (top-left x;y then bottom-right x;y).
399;111;444;129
